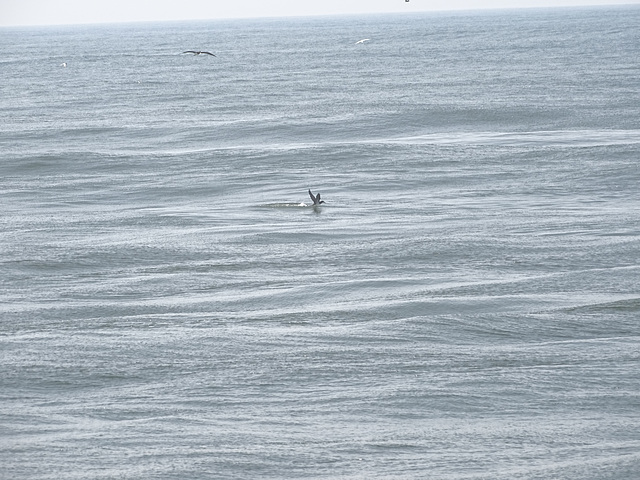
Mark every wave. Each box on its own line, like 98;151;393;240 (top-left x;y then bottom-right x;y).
562;296;640;314
59;128;638;157
258;202;311;208
386;129;640;148
137;128;640;154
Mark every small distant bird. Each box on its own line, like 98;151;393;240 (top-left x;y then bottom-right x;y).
182;50;216;56
308;189;325;205
355;39;370;44
60;62;67;67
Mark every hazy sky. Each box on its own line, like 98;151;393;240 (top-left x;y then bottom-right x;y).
1;0;638;26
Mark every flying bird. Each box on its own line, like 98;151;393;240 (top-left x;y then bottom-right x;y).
355;39;370;44
182;50;216;56
308;189;325;205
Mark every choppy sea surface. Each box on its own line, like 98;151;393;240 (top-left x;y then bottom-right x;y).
1;6;640;479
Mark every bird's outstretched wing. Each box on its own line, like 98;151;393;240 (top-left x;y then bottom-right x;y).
201;51;216;56
182;51;198;54
308;189;317;204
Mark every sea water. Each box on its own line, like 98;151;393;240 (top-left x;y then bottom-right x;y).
1;6;639;479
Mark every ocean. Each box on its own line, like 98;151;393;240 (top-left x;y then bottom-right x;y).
1;6;639;479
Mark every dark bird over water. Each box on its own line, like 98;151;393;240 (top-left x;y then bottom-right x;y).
182;50;216;56
308;189;325;205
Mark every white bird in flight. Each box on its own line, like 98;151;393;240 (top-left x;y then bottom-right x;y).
355;39;370;44
182;50;216;56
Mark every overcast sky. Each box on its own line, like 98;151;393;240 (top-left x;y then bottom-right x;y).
1;0;638;26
